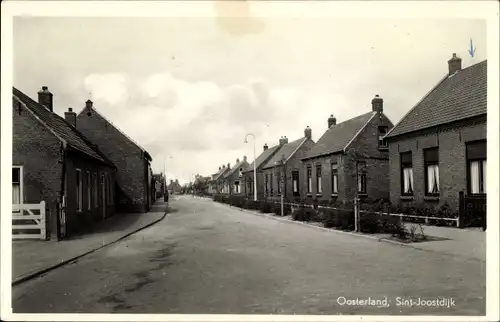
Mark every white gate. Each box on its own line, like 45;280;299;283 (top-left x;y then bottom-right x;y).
12;201;47;240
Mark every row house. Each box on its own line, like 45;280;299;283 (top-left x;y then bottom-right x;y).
301;96;394;204
76;101;154;213
223;157;250;195
13;87;116;240
152;173;165;200
261;127;316;202
385;54;487;213
209;165;230;194
242;142;282;199
168;179;183;195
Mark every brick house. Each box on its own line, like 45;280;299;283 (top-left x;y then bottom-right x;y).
13;87;116;240
210;165;230;194
223;157;250;195
167;179;182;194
301;96;394;204
75;101;153;213
242;142;281;200
261;127;316;202
385;54;487;213
152;173;165;200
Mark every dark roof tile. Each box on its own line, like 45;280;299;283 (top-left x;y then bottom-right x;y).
386;60;487;138
262;137;307;169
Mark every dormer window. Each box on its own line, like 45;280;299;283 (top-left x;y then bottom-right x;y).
239;168;243;177
378;126;388;149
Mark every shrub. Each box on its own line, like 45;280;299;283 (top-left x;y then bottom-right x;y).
359;213;381;233
291;207;306;221
260;201;273;213
272;203;291;216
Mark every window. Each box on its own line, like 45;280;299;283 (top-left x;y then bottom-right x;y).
86;171;91;210
357;162;367;194
239;168;243;177
307;166;312;193
378;126;389;149
76;169;82;211
93;173;98;208
292;170;300;196
400;152;413;195
316;164;322;193
331;162;338;194
270;173;274;194
234;181;240;194
424;148;439;195
265;174;269;195
101;174;105;204
467;140;486;194
12;167;22;205
277;170;282;194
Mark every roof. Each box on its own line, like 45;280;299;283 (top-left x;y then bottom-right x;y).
262;137;307;169
213;167;229;181
243;144;281;173
224;159;250;178
386;60;487;139
13;87;113;166
302;111;376;160
78;105;152;162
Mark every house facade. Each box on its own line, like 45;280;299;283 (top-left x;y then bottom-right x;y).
223;157;250;195
13;86;116;240
76;101;153;213
301;96;394;204
152;173;165;200
261;128;316;202
385;54;487;213
167;179;183;194
210;165;230;194
242;143;281;200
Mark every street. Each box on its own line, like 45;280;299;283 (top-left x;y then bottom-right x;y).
12;195;485;315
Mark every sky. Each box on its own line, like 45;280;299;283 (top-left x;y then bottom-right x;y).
12;3;487;185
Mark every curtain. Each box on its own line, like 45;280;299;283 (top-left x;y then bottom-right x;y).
318;177;322;193
403;167;413;193
293;180;298;192
308;178;312;192
333;175;338;193
427;165;439;193
12;184;20;204
470;161;480;194
482;160;486;193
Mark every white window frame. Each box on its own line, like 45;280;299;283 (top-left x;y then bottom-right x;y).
307;167;312;193
76;169;83;211
86;171;91;210
331;163;338;194
12;166;24;208
316;165;322;194
378;126;388;148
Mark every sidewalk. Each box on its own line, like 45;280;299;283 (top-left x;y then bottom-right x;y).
12;201;169;285
211;199;486;262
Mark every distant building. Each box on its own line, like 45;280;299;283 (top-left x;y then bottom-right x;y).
75;101;153;213
242;142;281;200
261;127;316;202
13;86;116;240
222;157;250;195
168;179;182;194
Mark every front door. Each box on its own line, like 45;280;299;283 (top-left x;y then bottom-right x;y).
101;174;106;220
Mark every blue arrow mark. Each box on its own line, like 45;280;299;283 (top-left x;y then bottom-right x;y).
468;38;476;58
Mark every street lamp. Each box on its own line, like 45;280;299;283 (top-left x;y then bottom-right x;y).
275;154;286;216
244;133;258;202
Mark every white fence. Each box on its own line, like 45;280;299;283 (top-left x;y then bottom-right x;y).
12;201;47;240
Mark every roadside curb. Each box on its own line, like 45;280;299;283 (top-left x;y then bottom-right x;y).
12;205;170;286
217;202;485;262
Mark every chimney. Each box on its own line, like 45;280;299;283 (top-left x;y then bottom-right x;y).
223;165;226;169
170;180;174;184
448;53;462;75
64;107;76;128
263;143;269;151
175;179;179;183
371;95;383;113
328;115;337;128
219;166;221;170
236;158;240;163
85;99;93;109
243;155;247;162
304;126;312;139
227;162;231;169
279;136;288;146
38;86;53;112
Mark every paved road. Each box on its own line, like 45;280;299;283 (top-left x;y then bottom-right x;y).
12;195;485;315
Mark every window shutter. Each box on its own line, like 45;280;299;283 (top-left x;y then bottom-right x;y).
466;140;486;159
424;148;439;163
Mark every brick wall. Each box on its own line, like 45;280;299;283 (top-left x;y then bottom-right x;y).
64;150;116;235
388;117;486;212
76;108;148;213
13;100;63;239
